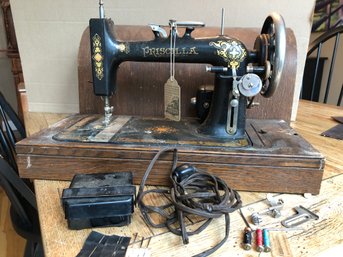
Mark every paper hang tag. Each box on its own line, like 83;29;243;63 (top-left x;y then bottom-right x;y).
164;77;181;121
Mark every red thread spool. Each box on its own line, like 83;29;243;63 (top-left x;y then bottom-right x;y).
256;228;264;252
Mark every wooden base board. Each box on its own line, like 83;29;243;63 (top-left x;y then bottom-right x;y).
16;115;325;194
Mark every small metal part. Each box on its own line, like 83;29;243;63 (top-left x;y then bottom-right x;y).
266;194;279;206
232;68;240;98
205;66;228;73
265;227;305;232
247;97;260;109
99;0;105;18
281;206;319;228
149;24;168;38
263;229;271;252
259;201;284;218
174;21;205;27
230;99;239;108
169;19;176;26
226;97;239;135
250;102;260;107
246;65;254;73
220;8;225;36
203;102;210;109
199;85;214;91
251;199;284;225
246;65;266;74
190;97;196;105
243;227;252;250
255;195;285;218
251;212;263;225
169;19;177;34
238;73;262;97
103;96;113;125
256;229;264;252
271;208;282;218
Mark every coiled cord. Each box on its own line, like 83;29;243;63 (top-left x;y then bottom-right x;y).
136;148;242;257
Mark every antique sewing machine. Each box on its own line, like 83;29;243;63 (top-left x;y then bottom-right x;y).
16;1;324;194
89;1;285;142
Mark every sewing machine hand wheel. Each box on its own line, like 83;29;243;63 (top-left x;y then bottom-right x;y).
255;13;286;97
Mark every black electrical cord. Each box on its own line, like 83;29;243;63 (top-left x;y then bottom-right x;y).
136;147;242;257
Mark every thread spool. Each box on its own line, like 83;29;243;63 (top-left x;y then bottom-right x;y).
256;228;264;252
263;229;271;252
243;227;252;250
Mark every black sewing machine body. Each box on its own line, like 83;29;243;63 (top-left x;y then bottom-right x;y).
89;18;251;95
89;17;257;140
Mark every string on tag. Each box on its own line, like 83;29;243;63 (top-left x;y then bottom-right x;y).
169;22;177;81
165;21;181;121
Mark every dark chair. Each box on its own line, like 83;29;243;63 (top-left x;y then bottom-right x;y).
301;26;343;106
0;92;43;257
0;91;26;169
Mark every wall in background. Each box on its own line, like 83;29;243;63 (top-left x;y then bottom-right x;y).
10;0;316;119
0;9;17;112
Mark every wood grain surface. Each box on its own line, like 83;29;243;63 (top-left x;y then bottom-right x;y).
16;116;325;194
22;100;343;257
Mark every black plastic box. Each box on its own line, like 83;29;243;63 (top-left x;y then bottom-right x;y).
61;172;135;230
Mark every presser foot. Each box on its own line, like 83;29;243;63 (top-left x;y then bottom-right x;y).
103;96;113;126
103;112;112;126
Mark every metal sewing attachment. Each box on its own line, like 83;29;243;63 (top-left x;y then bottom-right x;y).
251;194;284;225
103;96;113;126
238;73;263;97
149;24;168;38
281;205;319;228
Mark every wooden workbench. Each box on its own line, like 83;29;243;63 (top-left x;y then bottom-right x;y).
25;100;342;257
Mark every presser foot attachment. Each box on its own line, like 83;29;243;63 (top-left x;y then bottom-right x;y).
103;96;113;126
149;24;167;38
251;194;284;225
281;205;319;228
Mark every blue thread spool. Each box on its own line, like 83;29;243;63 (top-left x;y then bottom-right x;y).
263;229;271;252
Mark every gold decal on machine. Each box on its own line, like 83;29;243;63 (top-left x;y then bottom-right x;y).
118;43;130;54
142;47;199;57
209;40;247;69
92;34;104;80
